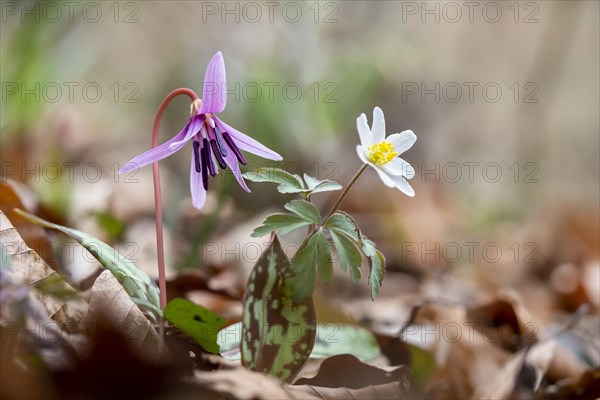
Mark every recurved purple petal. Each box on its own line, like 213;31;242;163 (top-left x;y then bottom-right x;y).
168;115;203;150
190;152;207;209
199;52;227;114
215;117;282;161
119;121;193;173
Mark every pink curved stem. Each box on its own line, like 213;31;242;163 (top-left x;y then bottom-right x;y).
152;88;199;309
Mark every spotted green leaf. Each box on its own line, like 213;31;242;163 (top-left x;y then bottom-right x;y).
218;323;380;362
163;298;226;354
243;168;306;194
13;209;162;320
241;235;316;382
251;214;311;238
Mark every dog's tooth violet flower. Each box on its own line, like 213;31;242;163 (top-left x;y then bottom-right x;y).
355;107;416;197
120;52;282;209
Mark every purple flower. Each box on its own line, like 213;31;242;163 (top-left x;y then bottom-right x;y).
120;52;282;209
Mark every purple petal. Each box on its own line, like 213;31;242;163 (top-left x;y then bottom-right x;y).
222;142;250;193
190;151;207;209
199;52;227;114
119;120;194;173
168;115;203;150
214;116;282;161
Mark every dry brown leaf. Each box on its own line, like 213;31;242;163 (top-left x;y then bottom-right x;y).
193;361;412;400
0;180;59;270
0;210;88;333
473;339;557;400
294;354;410;389
87;270;158;349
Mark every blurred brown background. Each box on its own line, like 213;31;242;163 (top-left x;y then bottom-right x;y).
1;1;598;320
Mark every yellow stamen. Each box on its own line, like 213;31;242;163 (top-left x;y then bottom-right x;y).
190;99;202;116
367;140;398;166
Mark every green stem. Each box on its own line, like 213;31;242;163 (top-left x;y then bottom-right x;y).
323;163;369;222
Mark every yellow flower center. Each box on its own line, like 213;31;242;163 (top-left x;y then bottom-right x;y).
367;141;398;165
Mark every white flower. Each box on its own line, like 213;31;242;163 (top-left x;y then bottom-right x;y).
355;107;416;197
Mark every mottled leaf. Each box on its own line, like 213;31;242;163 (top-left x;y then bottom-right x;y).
218;323;380;362
241;235;316;382
243;168;306;194
14;209;162;320
163;298;226;354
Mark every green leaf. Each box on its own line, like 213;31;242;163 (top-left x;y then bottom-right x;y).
324;212;359;240
314;231;333;284
290;235;318;303
363;238;385;300
291;231;332;302
310;181;343;195
241;235;316;382
251;213;311;238
284;199;321;225
92;211;126;240
303;173;343;196
243;168;306;194
329;230;362;283
13;209;162;320
218;323;380;362
302;174;321;190
163;298;226;354
312;324;380;361
325;212;385;299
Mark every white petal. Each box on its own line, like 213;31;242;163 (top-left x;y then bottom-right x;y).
355;144;370;164
382;157;415;179
371;107;385;144
389;174;415;197
387;130;417;155
373;165;395;188
356;113;371;147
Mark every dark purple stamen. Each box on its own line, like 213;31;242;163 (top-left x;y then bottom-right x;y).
203;138;216;177
200;143;209;190
193;140;202;173
222;131;247;165
210;139;227;169
214;126;228;157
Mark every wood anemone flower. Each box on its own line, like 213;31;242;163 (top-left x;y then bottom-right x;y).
355;107;417;197
120;52;282;209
